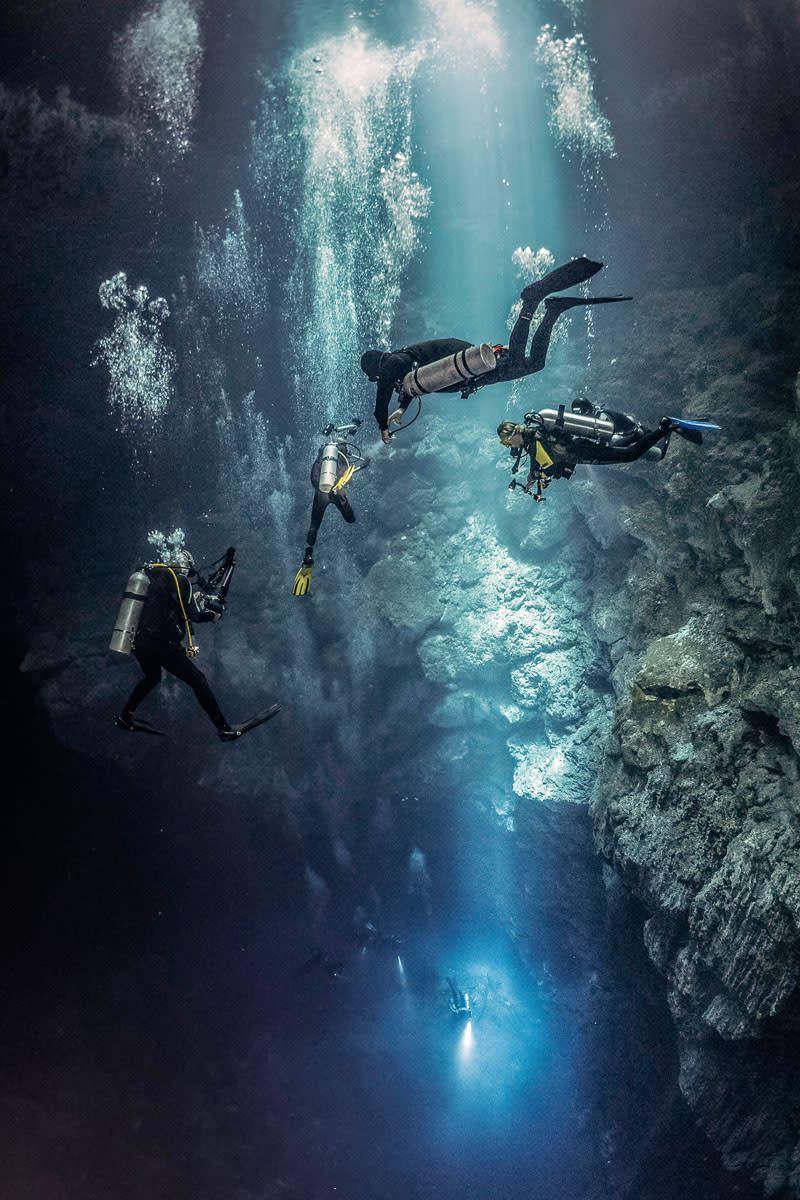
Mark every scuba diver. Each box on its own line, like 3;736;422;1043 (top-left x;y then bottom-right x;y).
360;256;631;443
110;546;280;739
447;977;472;1019
292;420;370;596
498;398;720;501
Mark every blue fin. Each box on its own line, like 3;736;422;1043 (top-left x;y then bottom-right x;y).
668;417;721;431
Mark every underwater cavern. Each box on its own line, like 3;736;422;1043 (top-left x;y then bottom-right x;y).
3;0;800;1197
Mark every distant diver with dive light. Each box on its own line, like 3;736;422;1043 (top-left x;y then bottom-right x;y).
447;976;472;1019
360;256;631;443
292;420;370;596
498;398;721;501
111;544;280;740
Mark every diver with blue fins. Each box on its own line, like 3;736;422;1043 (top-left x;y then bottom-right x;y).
292;420;370;596
499;399;720;501
110;545;280;739
360;256;631;443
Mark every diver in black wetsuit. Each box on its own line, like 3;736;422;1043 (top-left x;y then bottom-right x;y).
360;257;630;443
115;550;254;741
292;422;369;596
498;399;708;500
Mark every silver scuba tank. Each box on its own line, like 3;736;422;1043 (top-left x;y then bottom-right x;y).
109;569;150;655
318;442;340;494
401;343;496;398
536;408;615;441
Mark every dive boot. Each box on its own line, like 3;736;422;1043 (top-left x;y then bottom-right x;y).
520;256;603;306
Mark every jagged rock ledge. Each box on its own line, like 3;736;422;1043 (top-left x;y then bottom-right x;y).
587;273;800;1196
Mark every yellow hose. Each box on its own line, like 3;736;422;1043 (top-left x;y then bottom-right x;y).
152;563;196;655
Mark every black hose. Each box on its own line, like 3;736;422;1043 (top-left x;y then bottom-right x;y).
389;397;423;434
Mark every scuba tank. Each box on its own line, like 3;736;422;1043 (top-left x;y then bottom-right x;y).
318;443;340;494
535;407;615;441
401;343;496;398
109;569;150;655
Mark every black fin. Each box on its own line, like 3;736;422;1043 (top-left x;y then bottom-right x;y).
675;426;703;445
222;704;281;740
544;294;633;312
115;715;165;736
520;257;604;306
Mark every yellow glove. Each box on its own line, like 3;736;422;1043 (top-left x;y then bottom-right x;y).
388;408;404;427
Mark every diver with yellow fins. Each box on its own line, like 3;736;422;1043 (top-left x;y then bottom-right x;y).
499;399;721;501
111;544;280;739
292;420;370;596
360;256;631;443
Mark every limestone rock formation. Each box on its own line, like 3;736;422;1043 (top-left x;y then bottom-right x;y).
587;272;800;1194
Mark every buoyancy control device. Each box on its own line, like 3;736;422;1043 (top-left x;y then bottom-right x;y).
401;343;496;398
109;569;150;655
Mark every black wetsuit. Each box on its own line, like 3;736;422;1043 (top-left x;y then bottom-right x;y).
123;566;227;730
368;303;568;433
370;339;471;432
524;410;668;484
303;441;356;557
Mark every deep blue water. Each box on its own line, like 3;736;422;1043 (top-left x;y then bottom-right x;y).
3;1;796;1197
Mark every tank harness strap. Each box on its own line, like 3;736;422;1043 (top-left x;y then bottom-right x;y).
152;563;197;657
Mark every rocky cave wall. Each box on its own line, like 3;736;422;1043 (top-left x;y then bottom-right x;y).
359;266;800;1194
581;270;800;1195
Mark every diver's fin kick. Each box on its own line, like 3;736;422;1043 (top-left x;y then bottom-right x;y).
544;295;633;313
219;703;281;741
520;256;603;305
666;417;724;446
114;714;165;736
666;417;721;445
292;559;313;596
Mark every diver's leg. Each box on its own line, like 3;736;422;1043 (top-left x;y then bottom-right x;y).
331;491;356;523
305;490;329;552
516;303;562;371
593;424;668;464
123;650;162;716
160;642;228;730
506;261;604;368
513;296;632;375
508;303;538;362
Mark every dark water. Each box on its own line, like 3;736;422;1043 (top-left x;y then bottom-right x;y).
3;1;795;1197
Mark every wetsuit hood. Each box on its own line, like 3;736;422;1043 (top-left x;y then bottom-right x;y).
360;349;385;379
